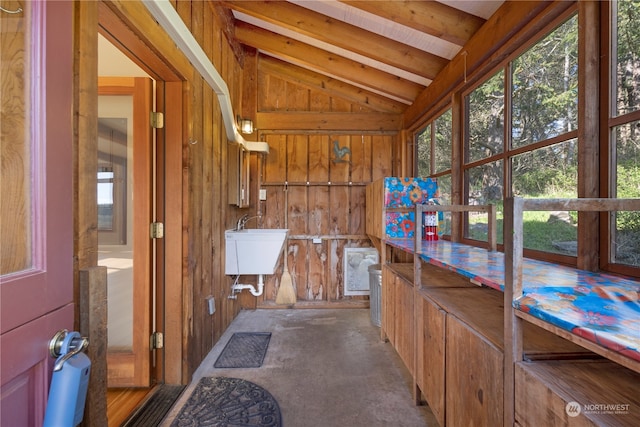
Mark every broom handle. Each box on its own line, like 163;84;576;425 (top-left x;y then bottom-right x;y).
283;182;288;269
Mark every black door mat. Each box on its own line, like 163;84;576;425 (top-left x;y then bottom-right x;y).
214;332;272;368
170;377;282;427
122;384;186;427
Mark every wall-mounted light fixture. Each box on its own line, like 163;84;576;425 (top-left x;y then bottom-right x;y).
239;118;254;134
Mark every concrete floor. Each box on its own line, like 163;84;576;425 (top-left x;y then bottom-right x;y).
161;308;438;426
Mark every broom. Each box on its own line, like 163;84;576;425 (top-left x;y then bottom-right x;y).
276;184;296;305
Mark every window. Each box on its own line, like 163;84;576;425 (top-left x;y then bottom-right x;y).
613;0;640;118
97;117;128;245
416;109;452;179
412;4;638;275
434;110;452;174
467;70;504;163
512;18;578;148
416;124;431;178
464;15;578;254
415;109;452;235
610;0;640;269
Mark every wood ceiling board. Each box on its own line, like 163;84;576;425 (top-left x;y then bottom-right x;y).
291;0;461;60
223;0;447;80
340;0;486;46
233;11;430;86
259;55;407;114
437;0;504;20
234;21;424;103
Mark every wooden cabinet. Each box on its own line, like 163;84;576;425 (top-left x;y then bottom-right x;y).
394;272;414;375
437;289;506;427
416;294;447;426
446;314;504;427
228;143;250;207
371;189;640;427
420;287;590;427
515;360;640;426
381;264;397;346
381;264;414;372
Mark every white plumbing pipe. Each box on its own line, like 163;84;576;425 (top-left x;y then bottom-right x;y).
142;0;269;154
231;274;265;297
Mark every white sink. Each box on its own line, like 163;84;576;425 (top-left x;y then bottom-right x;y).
225;228;288;275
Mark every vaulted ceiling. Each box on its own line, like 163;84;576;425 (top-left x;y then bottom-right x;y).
219;0;504;113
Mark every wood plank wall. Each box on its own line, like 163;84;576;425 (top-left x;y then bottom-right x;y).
171;0;246;377
83;0;401;389
102;0;253;381
253;70;397;305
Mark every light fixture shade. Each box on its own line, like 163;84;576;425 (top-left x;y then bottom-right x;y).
240;118;254;134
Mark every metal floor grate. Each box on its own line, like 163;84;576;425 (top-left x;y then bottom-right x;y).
122;384;185;427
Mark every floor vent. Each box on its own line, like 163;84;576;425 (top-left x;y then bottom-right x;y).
122;384;185;427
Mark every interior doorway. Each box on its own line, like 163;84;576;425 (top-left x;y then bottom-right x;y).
98;37;158;426
95;4;186;424
98;76;155;388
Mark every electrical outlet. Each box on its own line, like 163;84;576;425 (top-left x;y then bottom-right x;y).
259;188;267;200
206;296;216;315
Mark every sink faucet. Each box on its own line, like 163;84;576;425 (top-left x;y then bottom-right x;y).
236;214;249;230
236;214;261;230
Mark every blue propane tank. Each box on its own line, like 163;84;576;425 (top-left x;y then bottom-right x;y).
43;331;91;427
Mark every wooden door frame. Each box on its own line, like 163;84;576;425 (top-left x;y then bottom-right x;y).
75;2;189;423
96;1;189;385
98;0;192;384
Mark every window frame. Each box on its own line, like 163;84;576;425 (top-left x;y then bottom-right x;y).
458;10;580;265
410;2;639;278
599;0;640;276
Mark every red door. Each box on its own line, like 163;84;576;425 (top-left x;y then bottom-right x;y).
0;2;74;425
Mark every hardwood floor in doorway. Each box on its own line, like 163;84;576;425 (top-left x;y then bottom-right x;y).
107;387;152;427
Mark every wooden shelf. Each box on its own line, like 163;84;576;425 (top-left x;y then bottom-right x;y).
388;262;476;289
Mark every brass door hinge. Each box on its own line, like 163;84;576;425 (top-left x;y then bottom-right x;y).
150;332;164;350
150;111;164;129
150;222;164;239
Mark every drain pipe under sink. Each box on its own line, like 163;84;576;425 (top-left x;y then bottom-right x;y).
229;274;265;298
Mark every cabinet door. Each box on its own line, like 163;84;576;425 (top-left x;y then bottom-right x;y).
416;296;447;427
395;275;414;375
381;266;396;345
446;315;504;427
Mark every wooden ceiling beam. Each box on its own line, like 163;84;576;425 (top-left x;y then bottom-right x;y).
222;0;447;80
208;1;245;66
259;55;407;114
257;111;402;132
234;21;424;103
340;0;485;47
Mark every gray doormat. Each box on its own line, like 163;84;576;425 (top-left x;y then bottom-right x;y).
214;332;272;368
170;377;282;427
122;384;186;427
